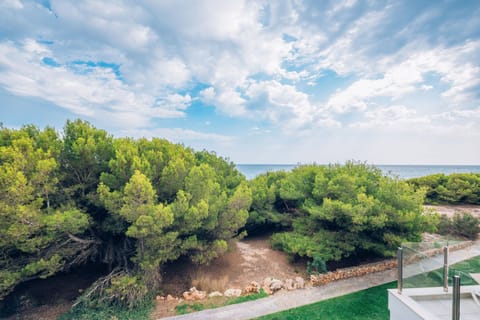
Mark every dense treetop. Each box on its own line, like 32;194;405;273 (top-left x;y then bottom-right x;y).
408;173;480;205
0;120;251;303
247;163;437;264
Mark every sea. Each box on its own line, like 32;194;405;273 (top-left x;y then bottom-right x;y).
235;164;480;180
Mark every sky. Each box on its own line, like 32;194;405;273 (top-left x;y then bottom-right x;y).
0;0;479;164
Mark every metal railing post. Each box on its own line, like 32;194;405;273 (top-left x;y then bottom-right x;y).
397;247;403;294
443;246;449;292
452;275;460;320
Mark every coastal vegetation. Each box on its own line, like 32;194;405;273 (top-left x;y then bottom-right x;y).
247;164;437;265
0;120;477;317
408;173;480;205
0;120;251;308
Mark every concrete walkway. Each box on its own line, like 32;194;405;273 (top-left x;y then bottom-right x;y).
160;241;480;320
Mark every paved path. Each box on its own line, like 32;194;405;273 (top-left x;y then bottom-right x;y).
160;241;480;320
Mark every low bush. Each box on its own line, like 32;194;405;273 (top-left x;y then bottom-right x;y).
306;256;327;275
408;173;480;205
436;212;480;240
254;163;436;267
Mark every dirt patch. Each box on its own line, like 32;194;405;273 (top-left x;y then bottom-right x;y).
425;204;480;217
152;236;304;318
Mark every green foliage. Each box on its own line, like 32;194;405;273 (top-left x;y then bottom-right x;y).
0;125;91;299
253;162;435;265
0;120;251;308
405;256;480;288
225;288;269;305
306;256;327;275
408;173;480;204
245;171;294;233
436;212;480;240
175;302;206;315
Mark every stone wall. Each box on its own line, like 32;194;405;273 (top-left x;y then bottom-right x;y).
311;240;473;286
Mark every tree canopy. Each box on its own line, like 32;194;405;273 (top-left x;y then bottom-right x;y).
247;163;437;264
0;120;251;303
408;173;480;205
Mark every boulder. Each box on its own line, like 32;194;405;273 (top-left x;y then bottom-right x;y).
262;277;274;288
224;288;242;297
166;294;175;301
208;291;223;298
244;281;260;294
182;287;207;301
295;277;305;289
262;277;274;295
269;279;283;292
284;278;295;291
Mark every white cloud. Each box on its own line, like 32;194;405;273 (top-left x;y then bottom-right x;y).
200;86;247;116
0;0;23;9
246;80;315;129
0;40;190;126
325;40;480;114
350;105;480;137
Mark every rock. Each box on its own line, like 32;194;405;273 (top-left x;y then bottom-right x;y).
284;278;295;291
166;294;175;301
262;277;274;288
244;281;260;294
262;277;274;295
224;288;242;297
295;277;305;289
309;260;397;286
182;287;207;301
208;291;223;297
269;279;283;292
262;286;273;295
156;295;165;300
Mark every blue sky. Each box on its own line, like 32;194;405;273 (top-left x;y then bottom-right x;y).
0;0;479;164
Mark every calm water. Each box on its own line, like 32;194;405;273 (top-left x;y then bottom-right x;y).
236;164;480;180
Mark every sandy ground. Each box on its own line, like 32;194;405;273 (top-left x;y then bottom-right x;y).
152;236;303;318
425;204;480;217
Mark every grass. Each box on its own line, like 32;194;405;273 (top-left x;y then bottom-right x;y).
175;289;269;315
257;255;480;320
58;299;154;320
257;282;396;320
405;255;480;288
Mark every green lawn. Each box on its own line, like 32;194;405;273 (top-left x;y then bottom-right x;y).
404;255;480;288
258;255;480;320
258;282;396;320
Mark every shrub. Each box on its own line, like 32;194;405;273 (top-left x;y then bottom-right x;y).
452;213;480;240
436;212;480;240
255;163;435;265
408;173;480;205
307;256;327;275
